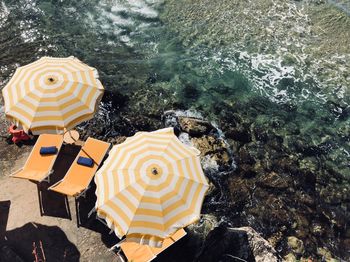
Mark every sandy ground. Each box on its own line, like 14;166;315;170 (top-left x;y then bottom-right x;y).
0;135;190;262
0;139;121;261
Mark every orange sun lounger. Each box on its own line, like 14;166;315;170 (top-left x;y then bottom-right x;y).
49;137;110;226
10;134;64;183
117;229;187;262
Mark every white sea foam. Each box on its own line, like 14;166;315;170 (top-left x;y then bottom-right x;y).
188;1;349;107
9;0;44;44
173;109;204;119
85;0;161;48
129;0;159;18
0;1;9;25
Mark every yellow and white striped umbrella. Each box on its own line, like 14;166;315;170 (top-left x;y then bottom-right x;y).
94;128;209;247
1;56;104;134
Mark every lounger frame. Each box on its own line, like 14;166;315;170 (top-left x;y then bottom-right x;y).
9;135;63;183
49;138;110;227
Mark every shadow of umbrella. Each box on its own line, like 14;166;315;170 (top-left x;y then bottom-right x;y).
76;182;119;249
37;144;81;219
4;222;80;262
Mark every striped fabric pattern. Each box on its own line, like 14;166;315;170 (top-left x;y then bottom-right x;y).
94;128;209;247
2;56;104;134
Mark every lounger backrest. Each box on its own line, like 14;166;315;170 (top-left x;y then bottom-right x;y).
62;137;110;188
120;229;187;262
121;242;156;262
24;134;63;172
151;228;187;255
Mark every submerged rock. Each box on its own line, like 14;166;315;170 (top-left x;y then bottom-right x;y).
224;126;252;144
257;172;291;189
287;236;304;255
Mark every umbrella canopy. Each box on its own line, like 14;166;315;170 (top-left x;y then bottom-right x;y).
94;128;209;247
2;56;104;134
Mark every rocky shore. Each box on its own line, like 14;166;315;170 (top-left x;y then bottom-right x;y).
1;88;349;262
53;90;348;261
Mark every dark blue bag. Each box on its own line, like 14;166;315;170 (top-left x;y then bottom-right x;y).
40;146;57;155
77;156;94;167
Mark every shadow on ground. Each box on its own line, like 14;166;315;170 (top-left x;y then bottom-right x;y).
77;182;119;248
36;143;119;249
4;222;80;262
0;200;10;240
37;144;81;219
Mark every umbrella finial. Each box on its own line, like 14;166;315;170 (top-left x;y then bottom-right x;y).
151;168;158;175
45;76;57;85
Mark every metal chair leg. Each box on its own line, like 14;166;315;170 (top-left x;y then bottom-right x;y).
65;195;72;220
75;197;80;227
36;184;43;216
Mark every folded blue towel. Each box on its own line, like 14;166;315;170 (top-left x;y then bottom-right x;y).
77;156;94;167
40;146;57;155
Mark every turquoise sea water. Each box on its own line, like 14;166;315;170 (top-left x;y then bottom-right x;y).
1;0;348;175
0;0;349;259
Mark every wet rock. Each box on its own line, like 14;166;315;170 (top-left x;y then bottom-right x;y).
252;124;269;142
178;117;214;136
196;226;278;262
101;90;129;111
236;164;256;178
320;206;348;229
265;134;284;151
107;136;127;145
273;156;299;173
208;150;231;168
224;126;252;143
299;157;320;173
317;247;336;262
319;187;343;205
293;215;311;239
294;138;326;156
296;191;315;207
341;238;350;254
191;136;226;155
247;193;293;233
228;177;252;208
284;253;297;262
205;182;216;196
186;214;219;253
191;135;231;168
237;146;256;165
287;236;304;255
257;172;291;189
267;231;284;248
219;112;242;129
162;110;180;129
130;115;162;131
311;222;325;237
